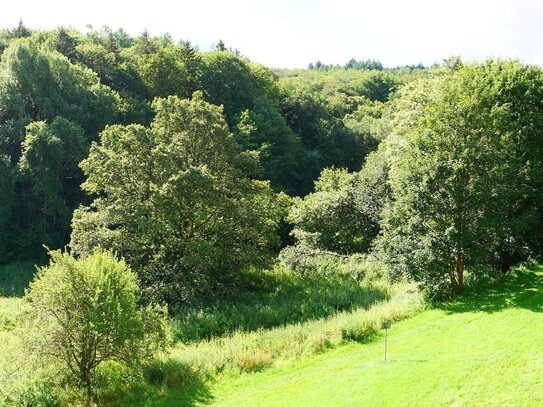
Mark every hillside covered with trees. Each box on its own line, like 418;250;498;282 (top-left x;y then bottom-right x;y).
2;21;543;405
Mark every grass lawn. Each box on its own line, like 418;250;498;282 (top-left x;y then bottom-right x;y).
204;265;543;407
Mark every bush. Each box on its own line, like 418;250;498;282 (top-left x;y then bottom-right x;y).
22;250;169;399
13;381;67;407
143;358;205;389
287;168;380;255
91;361;143;403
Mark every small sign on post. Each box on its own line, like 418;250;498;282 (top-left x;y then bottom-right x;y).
382;321;392;361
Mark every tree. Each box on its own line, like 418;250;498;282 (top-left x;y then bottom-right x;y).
288;168;380;255
71;93;285;304
0;155;14;259
201;50;257;124
0;38;121;261
235;96;303;194
136;45;188;98
377;61;543;295
54;27;80;62
0;39;121;144
23;250;169;397
18;117;86;250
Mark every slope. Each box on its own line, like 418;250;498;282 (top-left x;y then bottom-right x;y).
205;265;543;406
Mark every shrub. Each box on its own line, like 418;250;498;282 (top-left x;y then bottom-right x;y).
13;381;68;407
143;358;205;389
287;168;380;255
22;250;169;399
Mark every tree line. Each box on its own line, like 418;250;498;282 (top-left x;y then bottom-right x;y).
3;22;543;302
0;23;408;268
288;59;543;297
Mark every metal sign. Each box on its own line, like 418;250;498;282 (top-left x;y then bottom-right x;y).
382;321;392;361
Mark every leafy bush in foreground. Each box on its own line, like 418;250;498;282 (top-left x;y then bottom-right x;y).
22;250;169;399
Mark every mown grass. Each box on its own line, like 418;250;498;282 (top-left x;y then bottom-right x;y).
204;264;543;407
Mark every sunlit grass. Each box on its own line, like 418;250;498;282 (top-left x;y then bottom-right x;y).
113;283;423;406
206;265;543;406
170;267;391;342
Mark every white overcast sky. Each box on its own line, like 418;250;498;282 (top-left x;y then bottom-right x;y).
2;0;543;68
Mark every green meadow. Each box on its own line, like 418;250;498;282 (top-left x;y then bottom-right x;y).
203;265;543;406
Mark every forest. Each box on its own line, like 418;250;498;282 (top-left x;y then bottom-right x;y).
2;21;543;405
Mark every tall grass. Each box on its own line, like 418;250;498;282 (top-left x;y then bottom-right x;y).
0;297;26;404
170;266;390;342
0;261;425;406
149;284;423;389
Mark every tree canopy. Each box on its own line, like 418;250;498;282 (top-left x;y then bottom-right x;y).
377;60;543;294
71;93;287;304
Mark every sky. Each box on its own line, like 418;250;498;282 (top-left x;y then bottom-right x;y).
2;0;543;69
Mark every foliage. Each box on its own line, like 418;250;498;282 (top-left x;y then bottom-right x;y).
0;37;121;261
377;60;543;294
0;261;37;297
22;250;169;396
288;168;380;254
0;155;14;259
71;93;287;304
18;117;86;251
0;25;415;260
235;96;303;194
200;51;271;125
279;245;386;281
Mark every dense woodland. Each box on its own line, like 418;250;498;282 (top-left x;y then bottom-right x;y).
2;22;543;303
0;23;424;299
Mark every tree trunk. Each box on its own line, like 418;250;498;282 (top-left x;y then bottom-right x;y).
455;253;464;292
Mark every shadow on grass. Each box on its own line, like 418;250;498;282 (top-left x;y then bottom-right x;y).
439;264;543;314
0;261;38;297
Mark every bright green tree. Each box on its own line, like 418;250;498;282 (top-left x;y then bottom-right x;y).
24;250;169;397
19;117;86;248
377;61;543;295
288;168;380;255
